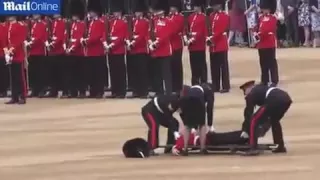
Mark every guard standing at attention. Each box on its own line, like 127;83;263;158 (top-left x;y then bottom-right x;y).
148;0;173;96
207;0;230;93
254;0;278;86
0;16;9;97
104;0;128;98
66;0;86;98
184;0;208;86
4;15;28;104
25;14;47;98
168;0;184;94
126;0;149;98
45;9;67;98
81;0;107;98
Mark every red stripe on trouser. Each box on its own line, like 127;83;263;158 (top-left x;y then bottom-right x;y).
21;62;27;97
249;107;266;145
146;113;157;149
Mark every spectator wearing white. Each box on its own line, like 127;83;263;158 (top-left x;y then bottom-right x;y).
298;0;311;46
310;0;320;47
245;0;260;47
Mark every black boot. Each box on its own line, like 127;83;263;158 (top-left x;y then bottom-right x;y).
272;146;287;153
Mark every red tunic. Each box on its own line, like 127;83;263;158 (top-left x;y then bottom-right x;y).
68;20;85;56
86;18;105;57
0;23;7;57
129;17;149;54
256;14;277;49
208;11;229;52
186;12;207;52
174;133;198;151
168;12;184;51
149;16;173;58
6;21;27;63
29;20;47;56
49;18;66;55
108;17;128;55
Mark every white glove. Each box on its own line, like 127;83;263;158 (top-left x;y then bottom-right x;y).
191;128;197;134
45;41;50;47
240;131;249;139
5;54;12;64
206;36;212;43
80;38;87;45
102;41;108;49
66;46;73;54
63;44;66;51
24;40;31;47
183;35;188;44
208;126;215;132
149;43;155;51
171;145;180;156
174;131;180;140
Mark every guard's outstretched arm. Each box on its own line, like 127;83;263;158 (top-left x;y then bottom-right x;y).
242;95;255;133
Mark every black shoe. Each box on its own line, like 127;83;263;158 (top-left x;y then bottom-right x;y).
5;99;18;104
95;94;103;99
47;92;58;98
149;150;159;156
107;94;117;99
272;146;287;153
270;83;277;87
164;147;172;154
181;149;189;156
28;92;38;98
200;148;209;155
38;91;46;98
243;149;260;156
139;95;149;99
78;93;86;99
220;89;230;93
116;95;126;99
18;99;26;104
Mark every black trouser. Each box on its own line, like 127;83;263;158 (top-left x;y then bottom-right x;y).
277;21;286;41
180;97;206;128
87;56;107;96
142;102;179;150
207;131;248;146
210;51;230;91
285;11;299;46
189;51;207;85
28;55;47;95
69;55;87;96
9;62;27;100
130;53;148;96
249;91;292;148
108;54;126;96
147;55;155;92
47;55;68;95
126;54;134;91
153;56;172;95
171;49;183;92
258;48;279;85
0;59;9;95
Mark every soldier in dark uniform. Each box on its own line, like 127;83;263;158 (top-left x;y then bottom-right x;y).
179;83;215;155
255;0;279;86
141;94;180;155
239;80;292;156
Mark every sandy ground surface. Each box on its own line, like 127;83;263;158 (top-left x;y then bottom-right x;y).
0;48;320;180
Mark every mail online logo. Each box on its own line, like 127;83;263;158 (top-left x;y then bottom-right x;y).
0;0;61;15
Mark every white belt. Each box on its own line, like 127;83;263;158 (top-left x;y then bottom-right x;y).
194;135;199;145
191;85;204;93
153;97;164;113
266;87;278;98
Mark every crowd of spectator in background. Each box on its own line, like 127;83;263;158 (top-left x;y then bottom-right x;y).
183;0;320;48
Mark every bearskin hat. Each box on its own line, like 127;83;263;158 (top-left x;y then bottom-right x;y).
70;0;85;19
122;138;150;158
260;0;277;14
88;0;103;15
169;0;182;11
132;0;148;12
192;0;206;7
152;0;169;12
110;0;125;13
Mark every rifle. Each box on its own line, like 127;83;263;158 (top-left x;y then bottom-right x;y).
147;0;155;42
126;0;134;41
205;0;213;46
83;0;89;55
64;0;71;51
45;16;53;52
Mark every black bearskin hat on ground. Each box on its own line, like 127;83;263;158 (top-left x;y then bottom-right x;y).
122;138;150;158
